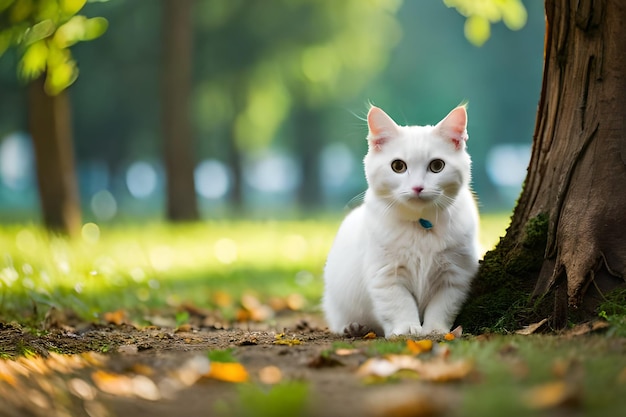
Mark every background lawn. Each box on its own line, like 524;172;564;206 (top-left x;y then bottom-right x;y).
0;213;510;325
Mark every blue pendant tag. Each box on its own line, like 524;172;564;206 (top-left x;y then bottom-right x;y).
418;218;433;229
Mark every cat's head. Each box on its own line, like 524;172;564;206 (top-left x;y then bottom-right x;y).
363;105;472;215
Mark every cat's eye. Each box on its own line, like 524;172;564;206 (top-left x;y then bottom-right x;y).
391;159;407;173
429;159;445;173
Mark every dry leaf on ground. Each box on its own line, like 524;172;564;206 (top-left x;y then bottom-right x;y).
205;362;249;383
357;355;473;382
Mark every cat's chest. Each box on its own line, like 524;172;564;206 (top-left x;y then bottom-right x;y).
369;221;446;264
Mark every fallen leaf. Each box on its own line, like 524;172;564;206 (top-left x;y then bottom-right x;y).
286;293;305;310
335;348;360;356
92;370;134;397
103;310;127;326
205;362;249;383
416;358;473;382
363;332;377;339
406;339;433;355
274;333;302;346
259;366;283;384
212;290;232;308
175;323;193;333
564;319;610;337
274;338;302;346
68;378;97;400
357;355;473;382
450;325;463;338
516;318;549;335
443;333;455;341
522;381;581;410
131;374;161;400
367;386;447;417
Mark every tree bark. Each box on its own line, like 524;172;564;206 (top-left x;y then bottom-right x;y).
162;0;199;221
461;0;626;331
28;77;81;237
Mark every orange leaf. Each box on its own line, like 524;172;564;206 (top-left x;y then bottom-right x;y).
205;362;249;383
103;309;127;325
406;339;433;355
444;333;455;341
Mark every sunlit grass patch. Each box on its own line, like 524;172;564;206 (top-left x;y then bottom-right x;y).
0;221;337;323
0;214;510;325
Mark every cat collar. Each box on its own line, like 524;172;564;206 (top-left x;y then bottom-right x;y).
418;218;433;229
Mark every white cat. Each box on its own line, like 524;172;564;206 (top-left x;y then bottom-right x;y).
322;105;480;338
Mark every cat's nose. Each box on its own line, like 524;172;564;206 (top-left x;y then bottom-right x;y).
412;186;424;195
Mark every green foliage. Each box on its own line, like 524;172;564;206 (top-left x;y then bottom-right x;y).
0;0;108;95
193;0;403;150
444;0;528;46
598;289;626;337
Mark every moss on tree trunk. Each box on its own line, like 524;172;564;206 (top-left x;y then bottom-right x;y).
459;214;549;333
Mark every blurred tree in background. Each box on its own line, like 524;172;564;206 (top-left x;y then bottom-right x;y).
162;0;198;221
0;0;546;223
192;0;403;209
0;0;107;235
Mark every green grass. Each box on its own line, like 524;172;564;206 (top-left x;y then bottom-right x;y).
0;214;510;324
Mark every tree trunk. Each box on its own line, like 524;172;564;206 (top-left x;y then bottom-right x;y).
295;107;323;210
227;125;244;211
162;0;199;221
28;77;81;237
461;0;626;332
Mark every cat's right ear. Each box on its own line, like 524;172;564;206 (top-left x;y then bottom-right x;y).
367;106;399;152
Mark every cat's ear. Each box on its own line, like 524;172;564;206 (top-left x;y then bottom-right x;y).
435;106;468;150
367;106;399;152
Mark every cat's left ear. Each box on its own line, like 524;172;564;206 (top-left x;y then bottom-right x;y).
435;106;468;150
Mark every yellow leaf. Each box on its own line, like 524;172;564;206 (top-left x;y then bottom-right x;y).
60;0;86;16
45;58;78;95
274;337;302;346
501;0;527;30
205;362;249;383
464;15;491;47
19;40;48;80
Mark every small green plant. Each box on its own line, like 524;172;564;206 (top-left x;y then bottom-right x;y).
598;288;626;337
236;382;309;417
208;348;238;363
175;311;190;327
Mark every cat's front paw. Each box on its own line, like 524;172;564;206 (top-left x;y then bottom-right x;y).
421;323;450;335
386;322;423;338
343;322;374;338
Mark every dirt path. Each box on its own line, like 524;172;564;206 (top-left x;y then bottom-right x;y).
2;315;622;417
2;314;430;417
